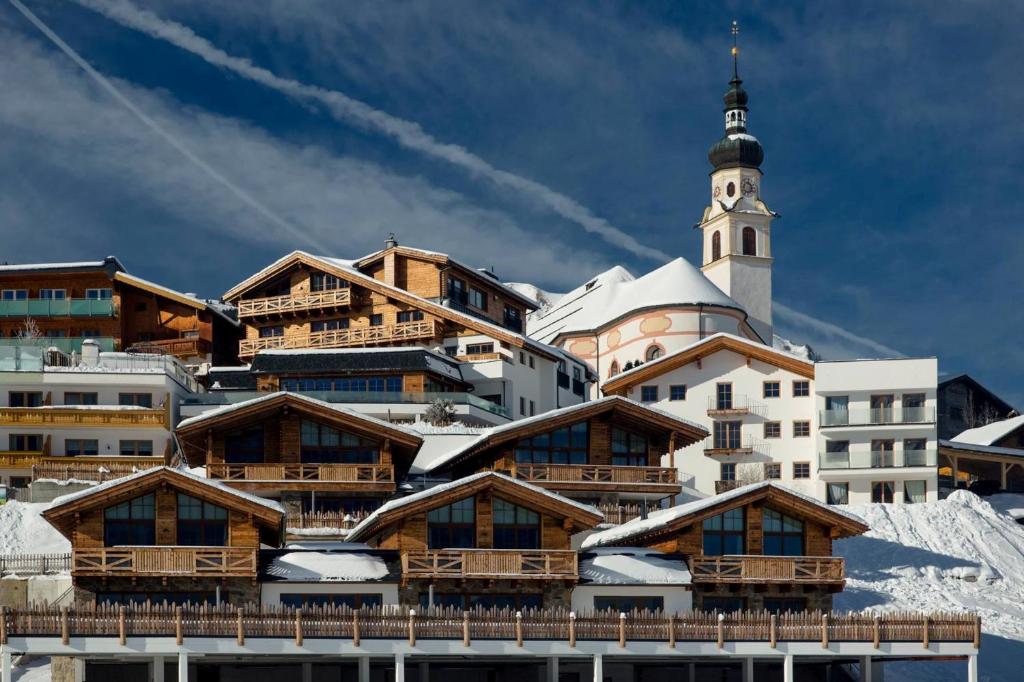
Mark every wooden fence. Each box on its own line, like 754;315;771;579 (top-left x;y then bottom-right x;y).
0;554;71;576
0;605;980;649
286;510;370;530
514;464;678;486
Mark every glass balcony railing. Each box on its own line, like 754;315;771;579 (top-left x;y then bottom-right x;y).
819;407;935;426
0;299;115;318
818;449;937;470
0;338;116;371
183;390;511;418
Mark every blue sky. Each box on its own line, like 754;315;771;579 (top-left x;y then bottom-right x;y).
1;0;1021;407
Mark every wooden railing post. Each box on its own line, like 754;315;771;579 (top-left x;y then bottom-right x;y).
922;615;929;648
408;609;416;646
353;611;361;647
618;612;626;648
872;614;880;649
515;611;523;647
236;607;244;646
568;612;576;648
716;613;725;649
0;606;6;645
463;611;470;647
769;614;777;649
175;606;183;646
821;613;829;648
119;606;126;645
668;614;676;648
295;609;303;647
60;607;69;645
973;616;982;650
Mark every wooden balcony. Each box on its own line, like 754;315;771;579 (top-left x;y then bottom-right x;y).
207;462;395;492
402;549;578;581
236;289;352;319
513;463;680;495
72;547;257;578
239;320;443;358
0;451;45;469
32;458;163;482
0;406;167;428
129;337;212;359
689;555;845;585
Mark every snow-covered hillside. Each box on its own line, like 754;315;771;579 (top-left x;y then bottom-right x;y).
0;501;70;555
837;491;1024;682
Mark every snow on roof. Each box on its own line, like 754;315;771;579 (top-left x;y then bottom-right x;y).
0;259;122;273
264;549;390;582
255;345;462;380
175;391;422;440
423;396;706;473
349;472;601;540
527;258;743;343
951;415;1024;447
409;431;484;475
940;438;1024;458
582;481;864;549
578;548;691;585
48;466;284;514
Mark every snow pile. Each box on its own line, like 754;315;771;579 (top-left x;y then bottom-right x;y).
836;491;1024;682
506;282;564;312
0;502;70;555
265;549;388;582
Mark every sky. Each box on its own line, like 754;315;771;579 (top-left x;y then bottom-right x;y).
1;0;1021;407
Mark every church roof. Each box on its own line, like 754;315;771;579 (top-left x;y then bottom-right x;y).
526;257;745;344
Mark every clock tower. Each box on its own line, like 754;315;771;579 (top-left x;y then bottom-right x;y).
698;22;777;343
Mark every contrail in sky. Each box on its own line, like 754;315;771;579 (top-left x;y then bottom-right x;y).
6;0;331;253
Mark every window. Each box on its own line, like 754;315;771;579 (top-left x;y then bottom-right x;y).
720;462;736;482
444;345;458;357
572;367;583;381
515;421;588;465
826;483;849;505
741;227;756;256
903;438;928;466
903;393;926;422
519;397;526;416
669;385;686;401
259;325;284;338
711;231;721;261
726;181;736;197
8;434;42;451
446;276;468;305
793;462;811;479
702;508;745;555
397;310;424;323
870;394;895;423
640;386;658;402
713;421;742;449
763;381;780;398
763;598;806;614
311;319;348;332
608;361;620;377
119;440;153;456
119;393;152;408
529;400;535;416
503;306;523;332
764;422;781;439
793;420;810;437
519;351;525;364
716;383;733;410
85;288;112;300
44;330;67;338
702;596;745;613
1;290;27;300
764;463;781;480
280;594;381;609
300;420;380;464
593;596;664;613
64;392;98;406
792;380;810;397
872;481;895;503
80;328;101;338
824;440;850;468
466;342;493;355
427;498;475;549
66;439;99;456
468;288;488;311
528;355;535;369
310;272;346;291
224;426;264;464
493;498;540;549
176;494;228;546
905;480;927;504
8;392;42;407
38;289;66;300
824;395;849;425
645;345;663;362
104;494;156;546
763;509;804;556
369;314;383;326
612;428;648;466
872;439;895;467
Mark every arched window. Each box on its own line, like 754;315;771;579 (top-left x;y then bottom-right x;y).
711;231;722;261
645;345;663;362
742;227;756;256
608;360;620;377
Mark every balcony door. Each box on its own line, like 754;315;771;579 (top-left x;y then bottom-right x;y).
300;420;380;464
824;396;849;425
427;498;476;549
224;426;265;464
716;383;734;410
701;508;745;555
104;494;156;546
176;494;228;546
762;508;804;556
492;498;540;549
870;394;894;423
872;440;895;468
713;421;742;449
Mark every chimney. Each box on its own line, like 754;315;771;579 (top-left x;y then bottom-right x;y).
385;233;398;249
80;338;100;367
383;234;398;286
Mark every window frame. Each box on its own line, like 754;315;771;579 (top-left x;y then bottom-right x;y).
763;381;780;399
176;493;228;546
762;508;805;556
492;498;541;549
792;380;810;397
763;421;781;439
426;498;476;549
792;461;811;479
669;384;687;401
103;494;156;546
640;385;659;403
701;508;745;555
793;420;811;438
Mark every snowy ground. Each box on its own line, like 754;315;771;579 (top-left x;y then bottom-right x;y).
0;502;69;555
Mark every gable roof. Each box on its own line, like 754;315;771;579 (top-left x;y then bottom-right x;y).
43;466;284;539
527;258;752;344
939;374;1017;413
249;347;464;382
222;251;560;360
424;396;708;474
581;481;868;549
113;271;240;326
347;471;603;542
602;333;814;395
951;414;1024;447
0;257;126;275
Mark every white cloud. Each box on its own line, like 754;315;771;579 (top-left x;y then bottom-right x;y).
774;302;904;360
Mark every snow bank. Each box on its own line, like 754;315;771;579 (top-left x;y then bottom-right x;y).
0;502;69;555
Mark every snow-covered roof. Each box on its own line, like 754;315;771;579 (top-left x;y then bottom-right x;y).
940;438;1024;458
578;548;691;585
951;415;1024;447
348;472;602;540
252;346;463;381
424;396;706;473
0;258;124;273
48;466;284;514
114;272;239;326
527;258;744;343
582;481;865;549
175;391;422;441
409;431;484;475
264;548;391;582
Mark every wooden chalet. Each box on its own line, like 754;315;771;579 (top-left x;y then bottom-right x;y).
582;481;868;612
347;472;604;609
42;467;283;606
175;392;423;519
425;396;708;509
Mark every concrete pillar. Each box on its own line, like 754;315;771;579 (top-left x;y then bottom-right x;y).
302;662;313;682
687;662;695;682
743;657;754;682
395;653;405;682
783;654;794;682
359;656;371;682
859;656;872;682
546;656;559;682
153;656;166;682
418;662;430;682
74;658;85;682
1;650;10;682
592;654;602;682
967;654;978;682
177;651;189;682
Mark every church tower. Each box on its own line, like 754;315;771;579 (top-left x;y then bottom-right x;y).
698;22;777;343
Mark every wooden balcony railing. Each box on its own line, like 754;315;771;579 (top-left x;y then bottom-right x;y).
402;549;578;580
513;464;678;487
597;503;661;525
32;458;163;482
286;509;371;531
689;555;845;584
207;463;394;483
0;406;167;428
129;337;212;359
72;547;257;577
237;289;352;319
239;320;443;357
0;451;45;469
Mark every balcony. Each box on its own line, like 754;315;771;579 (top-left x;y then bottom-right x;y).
402;549;578;581
513;463;679;494
72;547;257;577
207;463;395;491
0;451;45;469
597;503;661;525
703;436;768;457
689;555;845;585
0;299;115;318
128;337;211;359
706;395;765;418
32;458;164;482
0;406;167;428
819;449;938;470
819;407;936;427
236;289;352;319
238;320;443;358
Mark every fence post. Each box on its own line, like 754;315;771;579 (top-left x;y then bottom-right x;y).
667;614;675;648
568;612;576;648
769;614;777;649
922;615;929;649
515;611;523;647
408;609;416;647
353;611;361;647
0;606;6;646
716;613;724;649
462;611;470;647
295;609;303;647
119;606;126;646
175;607;183;646
618;612;626;648
973;616;981;650
236;607;244;646
821;613;828;649
61;607;69;645
872;614;880;649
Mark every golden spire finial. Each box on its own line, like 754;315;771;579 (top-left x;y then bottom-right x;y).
731;21;740;78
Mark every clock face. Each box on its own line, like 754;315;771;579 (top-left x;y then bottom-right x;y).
741;178;757;196
712;185;721;198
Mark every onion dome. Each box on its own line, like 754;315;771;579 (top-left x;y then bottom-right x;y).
708;22;764;171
